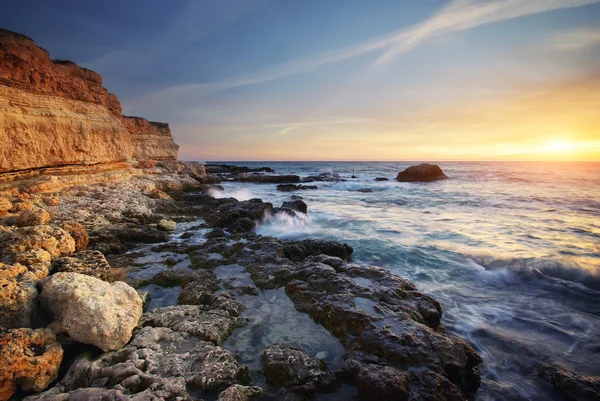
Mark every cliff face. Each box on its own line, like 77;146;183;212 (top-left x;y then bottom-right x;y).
0;28;179;176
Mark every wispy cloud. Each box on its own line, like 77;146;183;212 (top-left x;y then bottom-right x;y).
546;27;600;51
127;0;599;107
266;118;369;135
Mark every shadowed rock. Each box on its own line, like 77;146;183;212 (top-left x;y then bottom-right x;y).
395;163;448;182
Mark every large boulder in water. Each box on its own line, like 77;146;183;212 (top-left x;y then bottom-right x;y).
395;163;448;182
39;272;142;351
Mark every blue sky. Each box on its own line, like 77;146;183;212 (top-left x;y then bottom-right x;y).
2;0;599;161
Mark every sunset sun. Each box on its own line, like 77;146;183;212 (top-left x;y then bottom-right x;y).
543;140;575;153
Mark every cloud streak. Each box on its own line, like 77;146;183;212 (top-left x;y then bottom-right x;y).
128;0;599;106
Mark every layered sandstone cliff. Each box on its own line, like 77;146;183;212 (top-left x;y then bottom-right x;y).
0;28;179;176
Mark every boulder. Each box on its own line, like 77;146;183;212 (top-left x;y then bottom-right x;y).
157;219;177;232
281;200;308;214
263;344;338;396
276;184;318;192
59;221;89;252
543;365;600;401
0;328;63;400
51;250;111;281
375;177;389;181
0;263;38;328
39;272;142;351
282;239;353;262
395;163;448;182
17;207;52;227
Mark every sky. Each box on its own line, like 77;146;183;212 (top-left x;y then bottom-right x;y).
2;0;599;161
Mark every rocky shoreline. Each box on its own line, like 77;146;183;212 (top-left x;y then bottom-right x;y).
0;163;484;401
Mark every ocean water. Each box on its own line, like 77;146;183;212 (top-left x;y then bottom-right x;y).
206;161;600;400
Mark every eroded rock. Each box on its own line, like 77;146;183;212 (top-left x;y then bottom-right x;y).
51;250;111;281
0;262;38;328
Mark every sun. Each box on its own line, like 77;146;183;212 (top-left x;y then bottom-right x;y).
542;140;575;153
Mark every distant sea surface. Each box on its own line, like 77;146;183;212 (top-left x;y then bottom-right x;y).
204;161;600;400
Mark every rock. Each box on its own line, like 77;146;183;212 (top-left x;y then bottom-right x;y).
147;188;171;200
375;177;389;181
356;188;373;193
543;365;600;401
276;184;318;192
207;228;227;239
282;239;353;262
263;344;338;396
208;198;272;231
205;164;275;175
281;200;308;214
395;163;448;182
17;207;52;227
27;326;248;399
236;173;300;183
51;250;111;281
303;173;343;182
0;262;38;328
39;272;143;351
43;196;61;207
145;269;189;287
157;219;177;232
59;221;89;252
218;385;263;401
0;328;63;400
0;198;12;217
141;304;239;346
9;199;33;213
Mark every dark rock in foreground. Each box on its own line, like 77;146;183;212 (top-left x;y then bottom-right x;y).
543;365;600;401
396;163;448;182
281;200;308;214
283;239;354;262
263;343;338;397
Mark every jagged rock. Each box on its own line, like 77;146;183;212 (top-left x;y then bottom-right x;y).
143;269;189;288
281;200;308;214
51;250;111;281
543;365;600;401
157;219;177;232
303;173;343;182
147;188;171;200
395;163;448;182
43;196;61;207
0;198;12;217
276;184;318;192
0;262;38;328
17;207;52;227
0;328;63;400
141;304;239;346
9;199;33;213
206;228;227;239
205;164;274;175
218;385;263;401
178;273;220;305
208;198;272;231
282;239;353;262
39;272;142;351
263;344;338;396
59;221;89;252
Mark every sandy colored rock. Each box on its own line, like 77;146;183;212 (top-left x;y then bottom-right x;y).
17;207;52;227
218;385;263;401
43;196;61;207
0;328;63;400
0;198;11;217
0;262;38;328
157;219;177;232
39;272;142;351
51;250;111;281
9;199;33;213
59;221;89;252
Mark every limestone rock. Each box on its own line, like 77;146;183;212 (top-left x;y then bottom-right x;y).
157;219;176;232
59;221;89;252
51;250;111;281
0;328;63;400
263;344;338;396
39;272;142;351
43;196;61;207
0;262;38;328
395;163;448;182
17;207;52;227
9;199;33;213
0;198;12;217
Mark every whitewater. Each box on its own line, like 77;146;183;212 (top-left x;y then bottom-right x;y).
206;161;600;400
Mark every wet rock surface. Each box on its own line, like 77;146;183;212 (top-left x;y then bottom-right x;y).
543;366;600;401
276;184;318;192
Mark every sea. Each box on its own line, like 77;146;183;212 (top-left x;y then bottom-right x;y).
204;161;600;400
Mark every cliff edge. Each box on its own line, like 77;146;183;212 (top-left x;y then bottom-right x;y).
0;28;179;177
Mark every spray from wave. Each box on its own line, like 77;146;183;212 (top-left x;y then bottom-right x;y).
208;187;255;201
256;211;319;239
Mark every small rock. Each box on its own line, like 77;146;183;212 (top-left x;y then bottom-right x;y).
0;262;38;328
17;207;51;227
356;188;373;193
375;177;389;181
281;200;308;214
0;198;12;217
218;385;264;401
9;199;33;213
396;163;448;182
158;219;177;232
39;272;143;351
43;196;61;207
0;328;63;400
59;221;89;252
